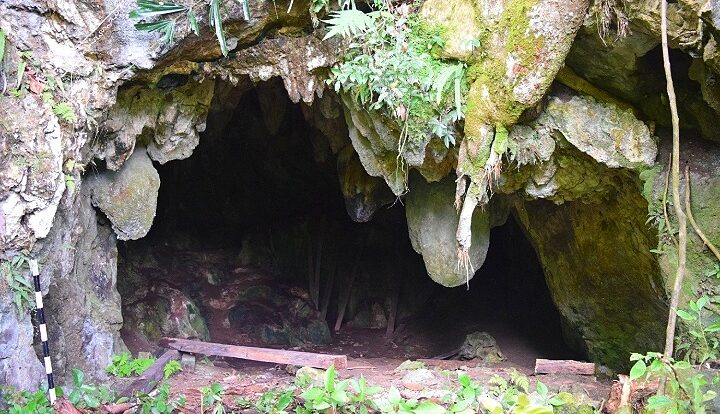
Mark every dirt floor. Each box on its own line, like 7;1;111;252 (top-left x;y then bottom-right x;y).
155;357;610;412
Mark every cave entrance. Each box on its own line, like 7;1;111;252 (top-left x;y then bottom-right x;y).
116;78;574;369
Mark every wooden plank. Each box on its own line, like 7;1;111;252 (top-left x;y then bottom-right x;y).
534;359;595;376
118;349;180;397
160;337;348;369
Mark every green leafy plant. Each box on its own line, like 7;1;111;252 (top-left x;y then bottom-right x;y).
0;251;35;314
138;382;186;414
705;262;720;279
67;368;116;409
324;5;467;189
238;387;295;414
162;359;183;379
629;352;718;413
675;296;720;364
128;0;236;56
106;352;157;377
200;383;227;414
0;387;54;414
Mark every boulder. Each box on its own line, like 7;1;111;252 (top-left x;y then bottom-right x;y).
86;149;160;241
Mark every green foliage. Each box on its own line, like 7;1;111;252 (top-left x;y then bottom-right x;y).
128;0;236;57
325;7;467;151
163;360;183;379
298;365;382;413
138;383;186;414
67;368;116;409
200;383;227;414
238;388;295;414
674;296;720;364
0;251;35;314
629;352;717;413
106;352;157;377
0;387;53;414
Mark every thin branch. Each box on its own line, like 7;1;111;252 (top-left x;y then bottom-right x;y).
661;0;688;361
684;164;720;262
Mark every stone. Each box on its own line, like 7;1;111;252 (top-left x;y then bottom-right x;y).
86;149;160;241
337;146;395;222
405;176;490;287
457;331;505;363
0;289;45;390
401;369;437;390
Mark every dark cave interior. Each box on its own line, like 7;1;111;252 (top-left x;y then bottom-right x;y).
116;79;580;368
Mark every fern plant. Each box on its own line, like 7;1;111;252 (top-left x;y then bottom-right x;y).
1;251;35;314
324;6;468;150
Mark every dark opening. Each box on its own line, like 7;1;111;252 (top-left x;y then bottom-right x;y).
116;78;576;369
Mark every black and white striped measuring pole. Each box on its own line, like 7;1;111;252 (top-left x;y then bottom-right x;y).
29;259;56;404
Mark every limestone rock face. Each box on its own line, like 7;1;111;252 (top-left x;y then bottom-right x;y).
516;183;668;370
652;138;720;308
498;92;657;203
405;176;490;287
0;292;45;390
87;149;160;241
98;79;215;169
41;186;125;383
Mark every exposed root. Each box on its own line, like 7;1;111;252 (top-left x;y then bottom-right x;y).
454;174;468;212
685;164;720;262
594;0;631;44
456;192;479;289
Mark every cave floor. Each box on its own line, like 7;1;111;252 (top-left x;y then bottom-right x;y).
153;358;610;412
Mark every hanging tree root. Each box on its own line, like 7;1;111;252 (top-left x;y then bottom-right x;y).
661;0;688;362
456;192;478;289
684;164;720;262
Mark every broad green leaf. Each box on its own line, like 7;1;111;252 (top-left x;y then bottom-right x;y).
457;371;471;387
629;360;646;381
676;309;696;321
412;400;446;414
647;395;672;410
72;368;85;387
697;295;709;309
325;365;336;392
301;387;324;401
703;390;717;402
536;381;548;398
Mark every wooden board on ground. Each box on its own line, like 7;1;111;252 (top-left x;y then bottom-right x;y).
118;349;181;397
534;359;595;376
160;337;348;369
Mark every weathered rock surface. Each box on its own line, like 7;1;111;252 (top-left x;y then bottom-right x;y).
41;185;125;383
406;176;490;287
651;137;720;309
0;290;45;390
498;92;657;203
516;182;668;370
87;149;160;241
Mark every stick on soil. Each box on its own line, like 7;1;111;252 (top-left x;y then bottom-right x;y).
160;337;347;369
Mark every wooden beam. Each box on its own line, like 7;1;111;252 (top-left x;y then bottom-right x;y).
118;349;180;397
160;337;347;369
534;359;595;376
